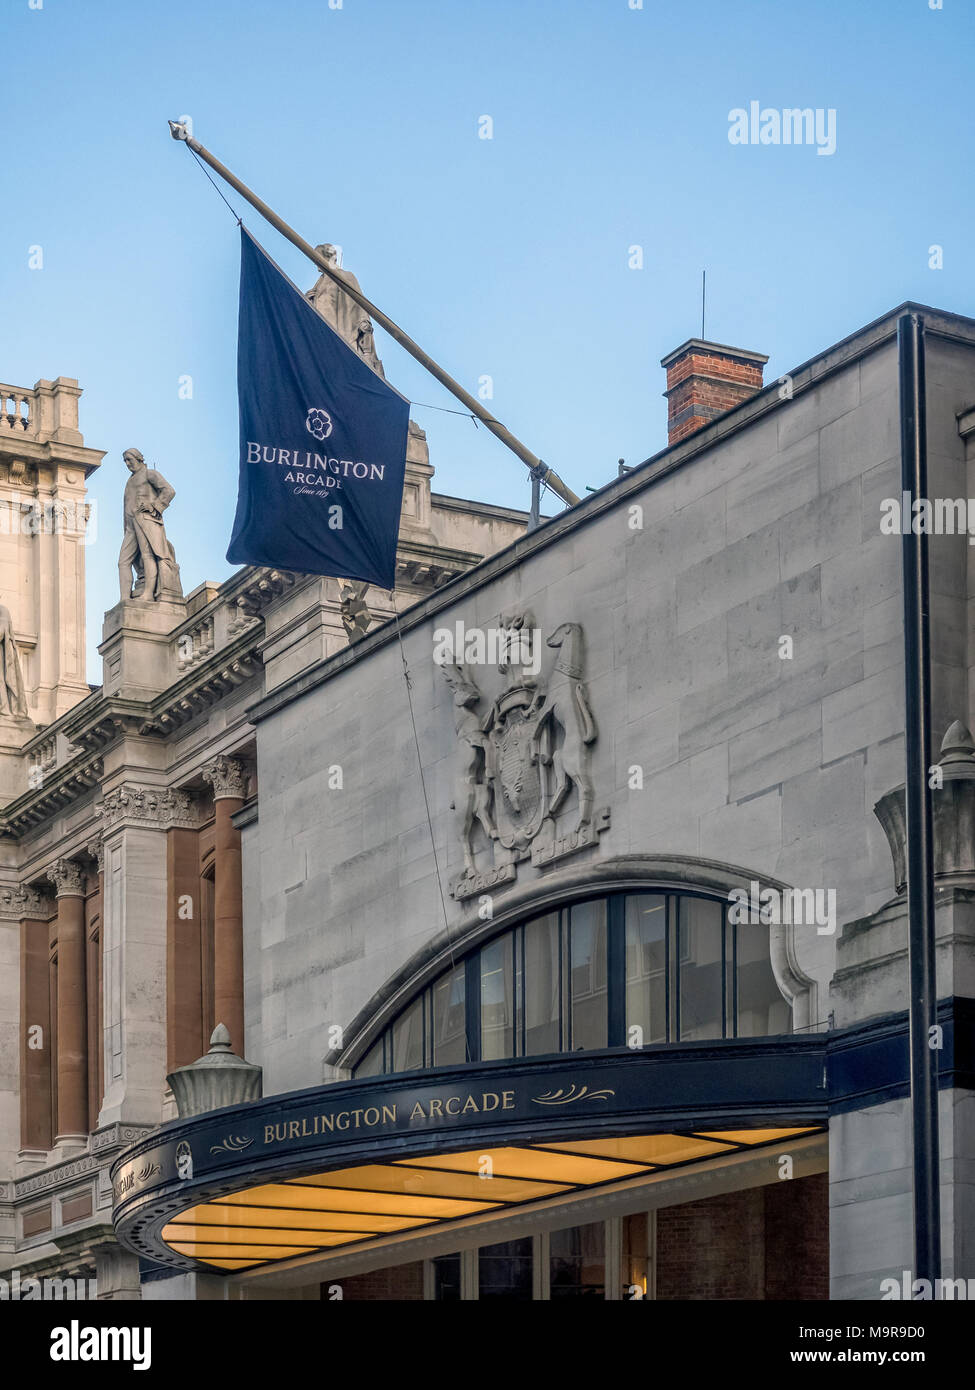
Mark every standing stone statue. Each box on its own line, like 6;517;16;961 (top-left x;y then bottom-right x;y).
118;448;183;603
307;244;385;378
0;602;27;719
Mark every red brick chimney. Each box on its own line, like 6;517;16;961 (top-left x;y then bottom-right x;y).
661;339;768;445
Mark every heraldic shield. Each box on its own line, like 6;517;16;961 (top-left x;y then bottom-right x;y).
441;614;608;900
485;685;551;853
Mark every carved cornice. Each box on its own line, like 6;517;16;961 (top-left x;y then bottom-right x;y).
89;1123;157;1156
394;539;480;591
12;1126;155;1201
201;755;248;801
61;700;150;756
0;753;104;840
234;567;298;618
138;639;263;738
47;856;87;898
97;783;200;834
0;882;55;920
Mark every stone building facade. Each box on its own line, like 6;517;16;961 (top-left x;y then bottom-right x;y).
3;299;975;1301
0;362;534;1298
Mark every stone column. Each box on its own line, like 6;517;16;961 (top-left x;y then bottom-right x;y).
167;826;203;1070
96;784;200;1129
7;885;56;1160
86;839;105;1131
48;857;88;1150
91;1240;141;1301
202;757;247;1055
0;886;47;1175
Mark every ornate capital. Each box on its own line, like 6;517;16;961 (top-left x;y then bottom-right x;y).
86;837;105;875
97;783;200;833
201;755;248;802
0;882;54;920
48;857;87;898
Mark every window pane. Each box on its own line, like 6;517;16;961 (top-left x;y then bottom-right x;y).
390;996;424;1073
478;1237;533;1300
736;923;791;1037
521;913;560;1055
432;964;467;1065
569;900;608;1050
432;1252;461;1301
625;894;667;1045
354;1037;385;1078
678;897;724;1040
550;1221;605;1299
480;933;514;1060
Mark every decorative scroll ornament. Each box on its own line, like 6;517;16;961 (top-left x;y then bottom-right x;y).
441;614;610;901
209;1134;255;1156
0;882;52;919
532;1085;616;1105
86;837;105;875
201;755;248;802
47;856;86;898
97;783;199;832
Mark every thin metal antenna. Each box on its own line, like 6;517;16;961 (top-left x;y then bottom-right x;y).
701;269;706;340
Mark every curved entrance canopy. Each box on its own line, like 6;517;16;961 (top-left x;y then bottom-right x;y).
162;1128;820;1271
113;1042;829;1274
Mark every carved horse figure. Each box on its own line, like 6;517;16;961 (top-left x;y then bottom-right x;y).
442;662;497;873
530;623;597;830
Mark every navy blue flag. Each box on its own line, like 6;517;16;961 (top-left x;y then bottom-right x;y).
228;226;410;589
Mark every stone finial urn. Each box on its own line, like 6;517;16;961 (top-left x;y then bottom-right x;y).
874;720;975;893
166;1024;263;1119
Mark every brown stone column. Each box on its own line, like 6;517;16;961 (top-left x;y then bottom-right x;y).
18;894;54;1153
85;840;104;1131
48;918;58;1134
167;826;204;1069
48;857;88;1146
202;756;247;1055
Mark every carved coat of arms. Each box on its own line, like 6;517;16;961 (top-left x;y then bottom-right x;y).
440;612;609;900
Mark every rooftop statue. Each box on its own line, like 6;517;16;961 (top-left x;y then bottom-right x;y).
118;448;183;603
0;602;27;720
307;245;385;378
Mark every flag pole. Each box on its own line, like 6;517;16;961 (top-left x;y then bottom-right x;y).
168;121;580;509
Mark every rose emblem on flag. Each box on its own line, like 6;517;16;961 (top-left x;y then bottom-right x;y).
305;407;333;441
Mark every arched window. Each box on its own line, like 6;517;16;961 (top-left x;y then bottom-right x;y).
353;890;791;1078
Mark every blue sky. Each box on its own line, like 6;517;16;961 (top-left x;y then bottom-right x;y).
2;0;972;678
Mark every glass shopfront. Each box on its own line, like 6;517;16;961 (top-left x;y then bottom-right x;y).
320;1175;828;1300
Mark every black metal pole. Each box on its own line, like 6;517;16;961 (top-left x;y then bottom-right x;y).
898;310;942;1286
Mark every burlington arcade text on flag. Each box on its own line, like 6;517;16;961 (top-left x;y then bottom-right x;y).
228;226;410;589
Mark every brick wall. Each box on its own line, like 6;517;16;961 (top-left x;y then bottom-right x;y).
323;1260;424;1301
656;1173;828;1300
